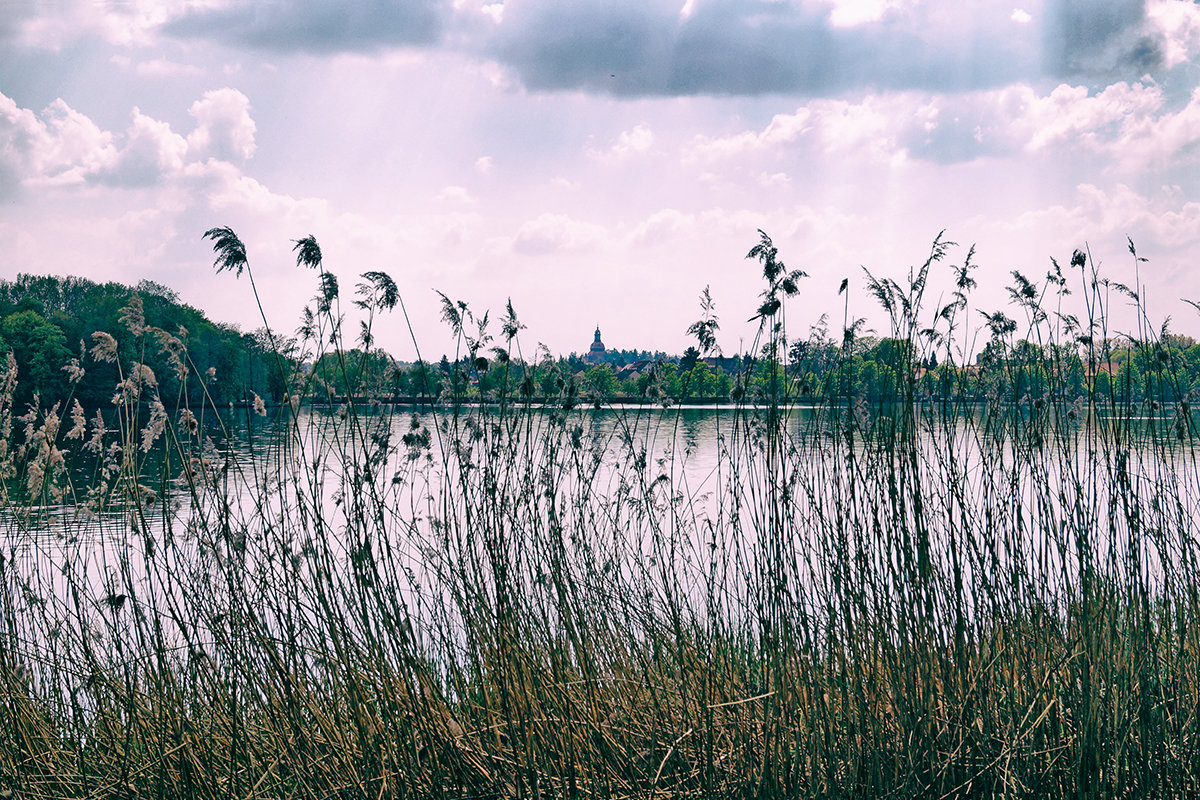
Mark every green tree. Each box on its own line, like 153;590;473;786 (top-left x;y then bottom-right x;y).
2;311;71;405
583;364;620;400
683;360;719;399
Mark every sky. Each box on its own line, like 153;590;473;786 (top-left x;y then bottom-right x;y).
3;0;1200;362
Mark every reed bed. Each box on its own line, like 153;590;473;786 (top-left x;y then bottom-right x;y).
1;231;1198;799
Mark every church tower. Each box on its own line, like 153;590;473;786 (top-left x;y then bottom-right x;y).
586;325;607;364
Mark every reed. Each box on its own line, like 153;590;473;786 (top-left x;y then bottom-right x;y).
0;230;1197;799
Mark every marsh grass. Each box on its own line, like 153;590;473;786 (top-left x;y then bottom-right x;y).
1;231;1199;799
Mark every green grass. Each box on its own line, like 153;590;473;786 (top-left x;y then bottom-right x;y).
1;231;1199;799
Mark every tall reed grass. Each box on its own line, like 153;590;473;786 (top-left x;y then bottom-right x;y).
1;230;1197;799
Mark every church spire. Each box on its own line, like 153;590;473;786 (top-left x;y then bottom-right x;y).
587;325;607;364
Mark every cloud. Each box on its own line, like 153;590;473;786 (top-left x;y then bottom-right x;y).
94;109;189;187
686;80;1200;170
0;94;117;194
186;89;257;163
484;0;1056;97
687;94;917;165
0;89;264;194
473;0;1195;99
436;185;475;204
132;57;204;78
1146;0;1200;69
1016;81;1200;172
824;0;907;29
1042;0;1165;78
11;0;1181;101
510;213;608;255
628;208;696;246
4;0;178;48
1001;183;1200;266
589;123;655;159
164;0;446;53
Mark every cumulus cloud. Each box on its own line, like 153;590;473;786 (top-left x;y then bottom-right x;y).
686;80;1200;170
0;94;117;194
511;213;608;255
0;89;262;194
687;95;916;164
95;109;189;187
4;0;179;48
1002;183;1200;263
824;0;907;29
164;0;446;53
436;185;475;204
628;208;696;246
589;123;655;159
1015;81;1200;172
1146;0;1200;69
186;89;257;163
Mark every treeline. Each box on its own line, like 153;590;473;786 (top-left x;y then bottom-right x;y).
786;328;1200;407
0;275;281;409
373;354;739;405
341;329;1200;409
8;271;1200;413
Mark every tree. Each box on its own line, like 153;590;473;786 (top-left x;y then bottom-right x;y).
683;360;719;399
584;364;620;400
407;360;438;401
2;311;71;405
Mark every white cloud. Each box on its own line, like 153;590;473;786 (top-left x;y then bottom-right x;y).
95;108;188;187
628;208;696;246
186;89;257;163
1146;0;1200;69
687;97;909;165
1017;82;1200;172
482;2;504;23
988;183;1200;300
685;81;1200;173
1010;8;1031;24
475;155;493;173
436;185;476;204
589;123;655;160
511;213;608;255
758;172;791;188
2;89;263;193
31;99;118;186
12;0;181;49
0;93;118;192
826;0;897;28
1021;82;1160;152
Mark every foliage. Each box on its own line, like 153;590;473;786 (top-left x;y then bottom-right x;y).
0;274;286;408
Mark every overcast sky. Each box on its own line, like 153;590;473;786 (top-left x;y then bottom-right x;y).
3;0;1200;360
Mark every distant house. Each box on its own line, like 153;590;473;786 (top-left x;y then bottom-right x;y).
1087;361;1119;377
617;359;655;381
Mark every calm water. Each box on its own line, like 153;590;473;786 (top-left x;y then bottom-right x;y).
5;400;1200;626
